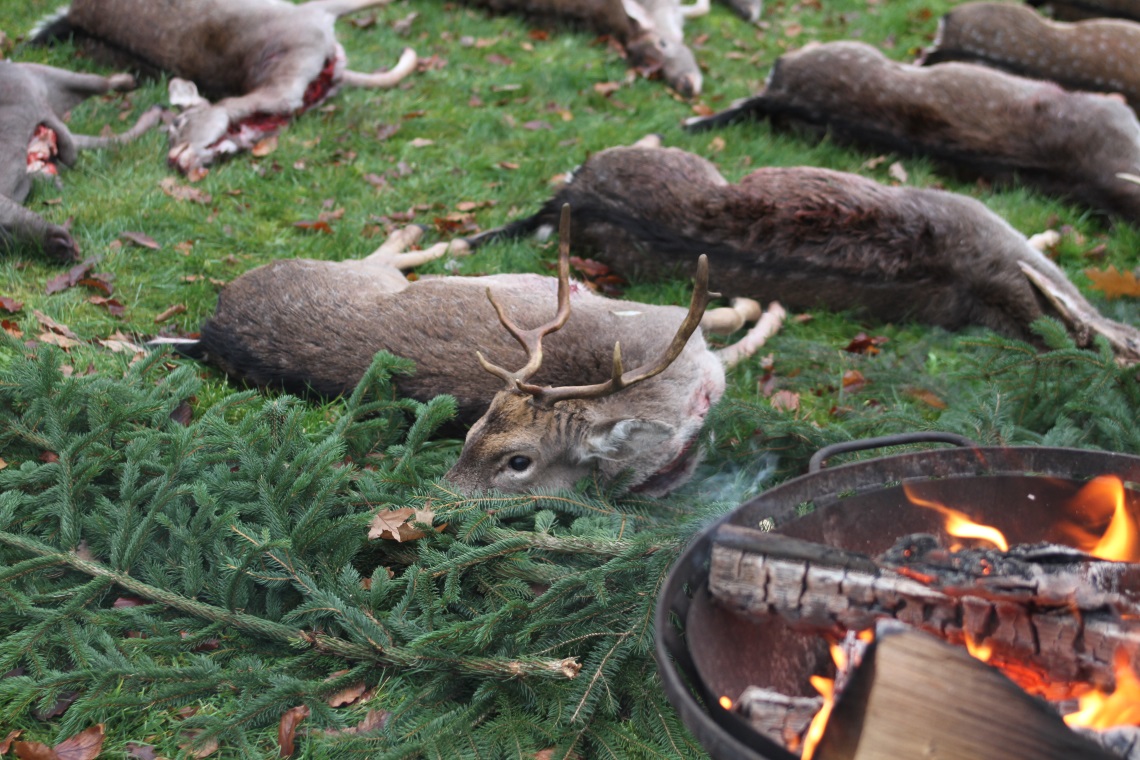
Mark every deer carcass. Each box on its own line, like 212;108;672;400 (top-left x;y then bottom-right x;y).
464;0;704;96
920;2;1140;114
33;0;417;179
0;61;160;261
684;41;1140;222
171;207;784;495
466;138;1140;362
1026;0;1140;23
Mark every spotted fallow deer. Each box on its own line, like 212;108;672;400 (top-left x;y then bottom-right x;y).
169;206;784;495
920;2;1140;114
32;0;418;179
0;60;160;261
684;41;1140;222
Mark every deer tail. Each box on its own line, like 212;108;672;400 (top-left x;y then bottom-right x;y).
29;5;74;45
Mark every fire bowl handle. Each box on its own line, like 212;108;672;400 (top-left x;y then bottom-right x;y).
809;432;978;473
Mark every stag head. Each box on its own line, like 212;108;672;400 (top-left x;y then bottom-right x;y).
444;205;715;495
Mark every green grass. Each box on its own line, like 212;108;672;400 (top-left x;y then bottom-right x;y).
1;0;1139;755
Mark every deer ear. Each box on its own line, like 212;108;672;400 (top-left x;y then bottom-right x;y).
620;0;656;33
585;418;676;462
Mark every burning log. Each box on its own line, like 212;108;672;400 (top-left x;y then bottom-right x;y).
734;687;823;750
709;524;1140;698
808;622;1118;760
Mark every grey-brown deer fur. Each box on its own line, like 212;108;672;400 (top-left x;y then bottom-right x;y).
1027;0;1140;23
33;0;417;178
0;61;159;261
176;220;783;496
684;41;1140;222
469;140;1140;362
921;2;1140;114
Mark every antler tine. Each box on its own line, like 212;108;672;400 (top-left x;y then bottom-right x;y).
475;204;575;389
520;255;716;404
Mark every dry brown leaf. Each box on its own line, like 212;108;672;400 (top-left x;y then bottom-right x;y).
326;680;368;707
844;332;888;355
293;220;334;234
375;123;400;141
99;331;146;354
0;458;7;471
0;296;22;313
1085;265;1140;299
38;332;81;350
252;135;278;157
708;136;725;153
12;741;57;760
841;369;867;391
34;311;77;338
523;120;552;131
154;303;187;323
278;705;309;757
124;742;158;760
770;390;800;413
593;82;620;97
160;177;212;204
1;730;22;755
408;138;435;148
498;161;519;170
368;507;415;541
690;103;714;117
53;724;104;760
2;319;22;338
45;258;96;295
320;709;391;737
177;732;218;759
88;296;125;317
905;387;948;410
861;155;888;170
119;231;161;250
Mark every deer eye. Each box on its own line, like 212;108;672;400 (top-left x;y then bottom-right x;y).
507;455;532;472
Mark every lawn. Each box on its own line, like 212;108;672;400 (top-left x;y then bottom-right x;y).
1;0;1139;756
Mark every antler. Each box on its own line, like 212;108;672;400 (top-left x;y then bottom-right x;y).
520;253;715;405
476;204;573;389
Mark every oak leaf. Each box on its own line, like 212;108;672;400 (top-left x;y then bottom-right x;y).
278;705;309;757
0;296;22;313
1085;265;1140;299
53;724;104;760
770;390;800;412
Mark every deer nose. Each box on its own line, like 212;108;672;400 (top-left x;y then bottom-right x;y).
673;73;702;99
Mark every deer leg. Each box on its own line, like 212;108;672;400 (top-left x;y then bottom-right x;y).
679;0;711;19
302;0;393;15
363;226;470;270
70;106;163;151
21;63;136;115
716;302;786;370
0;195;79;262
340;48;418;89
631;134;663;149
701;297;763;335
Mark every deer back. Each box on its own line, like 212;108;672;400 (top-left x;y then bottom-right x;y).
922;2;1140;114
686;41;1140;220
476;144;1140;350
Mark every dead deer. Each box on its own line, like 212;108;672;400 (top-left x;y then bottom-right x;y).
920;2;1140;114
33;0;417;179
1027;0;1140;23
168;206;784;495
464;0;703;96
0;60;160;261
467;137;1140;363
684;41;1140;222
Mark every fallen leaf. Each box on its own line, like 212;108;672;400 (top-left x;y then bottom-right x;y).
860;155;888;170
402;110;427;120
498;161;519;170
99;331;146;354
844;332;888;355
770;390;800;413
1;731;21;754
154;303;187;323
326;681;368;707
112;597;146;608
690;103;714;117
293;220;334;234
124;743;158;760
34;310;78;339
31;690;77;720
375;123;400;141
119;231;161;250
78;273;114;297
1085;265;1140;299
905;387;948;409
278;705;309;758
160;177;212;204
319;709;390;737
88;296;125;317
53;724;104;760
708;136;725;153
528;29;550;40
522;120;552;131
2;319;21;338
175;241;194;256
486;53;514;66
0;296;22;313
593;81;620;97
177;732;218;759
841;369;867;391
251;135;278;157
12;741;56;760
38;332;81;349
392;11;418;34
416;53;447;71
368;507;415;542
408;138;435;148
45;258;96;295
455;200;495;212
887;161;908;184
0;458;7;471
170;400;194;426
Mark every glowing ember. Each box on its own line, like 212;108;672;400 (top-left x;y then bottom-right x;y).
903;484;1009;551
1061;476;1140;563
718;695;733;710
1064;651;1140;730
964;634;994;663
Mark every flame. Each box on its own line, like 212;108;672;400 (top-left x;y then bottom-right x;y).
1062;476;1140;563
1064;651;1140;729
801;643;847;760
964;634;993;663
718;695;733;710
903;484;1009;551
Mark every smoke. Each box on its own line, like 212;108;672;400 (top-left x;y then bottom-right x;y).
689;449;780;505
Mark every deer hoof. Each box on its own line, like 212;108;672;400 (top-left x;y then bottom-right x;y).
44;225;80;262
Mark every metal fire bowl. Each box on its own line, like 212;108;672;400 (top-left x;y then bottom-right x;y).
654;433;1140;760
